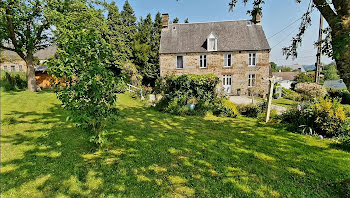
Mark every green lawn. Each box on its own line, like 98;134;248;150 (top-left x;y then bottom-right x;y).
1;91;350;197
272;98;296;108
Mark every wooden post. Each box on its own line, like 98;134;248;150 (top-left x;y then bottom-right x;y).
264;76;281;123
315;14;323;84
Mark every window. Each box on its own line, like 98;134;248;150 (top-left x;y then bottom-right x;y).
208;39;217;51
207;32;218;51
248;53;256;66
11;65;15;72
224;54;232;67
248;74;256;87
199;55;207;68
176;56;184;69
18;65;23;71
3;66;7;70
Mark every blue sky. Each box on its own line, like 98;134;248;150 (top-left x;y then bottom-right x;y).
112;0;333;66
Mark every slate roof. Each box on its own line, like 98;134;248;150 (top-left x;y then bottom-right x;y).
35;65;48;72
1;46;57;60
272;72;299;81
324;79;347;90
160;20;270;54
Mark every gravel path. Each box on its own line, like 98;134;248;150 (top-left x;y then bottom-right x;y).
229;96;287;114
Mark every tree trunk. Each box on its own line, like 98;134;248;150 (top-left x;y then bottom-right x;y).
26;54;37;92
332;25;350;89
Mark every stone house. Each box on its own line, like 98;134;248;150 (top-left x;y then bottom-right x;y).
0;46;56;73
159;14;271;96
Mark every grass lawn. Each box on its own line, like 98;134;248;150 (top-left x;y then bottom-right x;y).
272;98;296;108
1;91;350;197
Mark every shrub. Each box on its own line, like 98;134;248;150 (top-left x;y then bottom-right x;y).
338;119;350;146
237;102;266;118
281;98;346;137
155;74;237;118
212;99;238;118
1;72;27;91
295;83;327;100
282;88;302;101
327;88;350;105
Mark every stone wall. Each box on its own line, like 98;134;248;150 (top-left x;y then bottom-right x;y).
160;50;270;96
0;60;27;73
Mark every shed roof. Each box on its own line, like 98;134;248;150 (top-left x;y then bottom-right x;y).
160;20;270;54
324;79;347;90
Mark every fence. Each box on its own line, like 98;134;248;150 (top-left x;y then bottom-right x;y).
127;84;144;99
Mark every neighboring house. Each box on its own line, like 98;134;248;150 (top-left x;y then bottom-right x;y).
282;64;306;73
272;72;299;89
159;14;271;96
324;79;347;90
0;46;56;73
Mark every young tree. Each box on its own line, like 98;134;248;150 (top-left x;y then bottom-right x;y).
0;0;68;91
120;0;137;61
227;0;350;87
323;63;340;80
270;62;278;72
173;17;179;23
48;2;118;146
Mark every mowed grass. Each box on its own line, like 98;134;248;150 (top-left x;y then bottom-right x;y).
1;91;350;197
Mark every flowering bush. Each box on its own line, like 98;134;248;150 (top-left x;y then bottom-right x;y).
281;98;347;137
155;74;238;117
295;83;327;100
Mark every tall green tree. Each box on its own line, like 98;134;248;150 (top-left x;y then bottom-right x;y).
323;63;340;80
106;2;127;73
270;62;278;72
48;1;118;146
146;12;163;86
133;14;152;84
120;0;137;60
0;0;70;91
227;0;350;87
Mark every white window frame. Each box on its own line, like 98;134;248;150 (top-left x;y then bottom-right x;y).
248;74;256;87
18;65;23;71
176;56;184;69
199;55;207;68
248;53;257;66
207;32;218;52
224;54;232;67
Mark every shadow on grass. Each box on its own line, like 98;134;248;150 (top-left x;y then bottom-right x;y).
1;95;350;197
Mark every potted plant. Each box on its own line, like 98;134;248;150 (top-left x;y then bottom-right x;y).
187;97;198;110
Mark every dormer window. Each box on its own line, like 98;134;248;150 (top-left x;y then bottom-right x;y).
207;32;217;51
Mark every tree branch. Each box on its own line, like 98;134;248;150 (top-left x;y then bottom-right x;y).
312;0;337;28
5;4;26;60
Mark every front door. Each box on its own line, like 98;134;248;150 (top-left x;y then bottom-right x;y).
222;75;232;94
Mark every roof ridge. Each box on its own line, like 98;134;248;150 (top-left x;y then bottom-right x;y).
170;19;251;25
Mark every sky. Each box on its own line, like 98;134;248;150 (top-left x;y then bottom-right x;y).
112;0;333;66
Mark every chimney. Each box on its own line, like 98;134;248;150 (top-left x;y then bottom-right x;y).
253;13;261;24
162;13;169;29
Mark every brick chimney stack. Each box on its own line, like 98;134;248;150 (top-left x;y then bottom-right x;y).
162;13;169;29
253;13;261;24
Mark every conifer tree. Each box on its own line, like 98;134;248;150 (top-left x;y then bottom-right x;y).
120;0;137;60
106;2;126;73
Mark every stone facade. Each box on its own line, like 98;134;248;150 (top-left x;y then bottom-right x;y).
160;50;270;96
0;60;27;73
